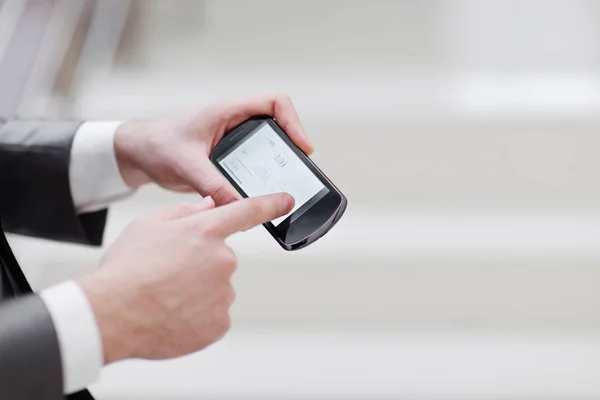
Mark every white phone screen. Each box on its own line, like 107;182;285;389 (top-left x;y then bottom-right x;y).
218;123;327;226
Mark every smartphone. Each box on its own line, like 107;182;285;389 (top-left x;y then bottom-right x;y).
210;116;347;250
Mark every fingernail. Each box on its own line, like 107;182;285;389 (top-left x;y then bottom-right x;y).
203;196;214;206
282;194;294;211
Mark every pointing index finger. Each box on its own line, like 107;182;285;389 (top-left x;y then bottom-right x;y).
203;193;294;237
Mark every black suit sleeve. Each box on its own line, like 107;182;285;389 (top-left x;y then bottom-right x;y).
0;294;63;400
0;118;108;399
0;117;108;246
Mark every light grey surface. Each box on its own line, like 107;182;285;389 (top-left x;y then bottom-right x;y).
90;332;600;400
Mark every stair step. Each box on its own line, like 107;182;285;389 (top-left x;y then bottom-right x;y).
91;331;600;400
10;200;600;330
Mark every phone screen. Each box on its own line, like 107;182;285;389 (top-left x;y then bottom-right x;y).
217;123;328;226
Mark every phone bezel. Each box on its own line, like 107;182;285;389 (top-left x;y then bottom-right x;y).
209;116;347;250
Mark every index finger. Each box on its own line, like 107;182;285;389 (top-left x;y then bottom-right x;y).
219;93;314;155
200;193;294;237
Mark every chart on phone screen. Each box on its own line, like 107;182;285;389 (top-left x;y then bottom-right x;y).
219;123;326;226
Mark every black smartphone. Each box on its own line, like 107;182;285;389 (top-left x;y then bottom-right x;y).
210;116;347;250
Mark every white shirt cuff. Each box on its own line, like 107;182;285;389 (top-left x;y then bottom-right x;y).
70;121;134;214
40;281;103;394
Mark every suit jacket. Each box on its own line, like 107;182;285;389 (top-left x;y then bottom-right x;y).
0;117;108;400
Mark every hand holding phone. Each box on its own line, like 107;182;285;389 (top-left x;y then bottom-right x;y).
211;116;347;250
113;93;313;206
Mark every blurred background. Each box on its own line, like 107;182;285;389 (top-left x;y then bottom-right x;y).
4;0;600;398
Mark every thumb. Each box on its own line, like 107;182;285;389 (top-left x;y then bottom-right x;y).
154;196;215;221
180;157;241;206
198;193;294;237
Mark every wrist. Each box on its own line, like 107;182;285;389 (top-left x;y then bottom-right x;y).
78;271;136;364
114;120;152;189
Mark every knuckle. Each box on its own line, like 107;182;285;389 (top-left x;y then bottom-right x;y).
249;199;266;218
202;179;220;195
219;248;238;275
219;314;232;335
203;181;231;204
224;285;236;306
199;219;220;237
212;312;232;341
177;203;195;215
275;92;291;103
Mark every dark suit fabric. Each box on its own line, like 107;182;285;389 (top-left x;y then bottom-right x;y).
0;117;107;400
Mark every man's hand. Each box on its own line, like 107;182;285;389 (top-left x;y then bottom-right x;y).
78;192;294;364
114;93;313;205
